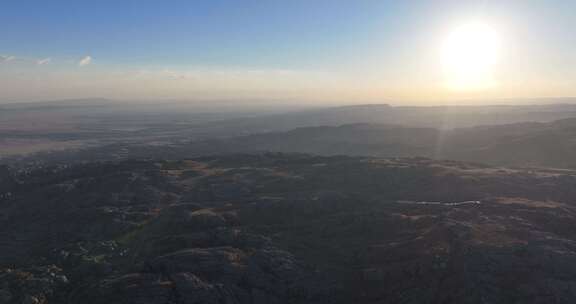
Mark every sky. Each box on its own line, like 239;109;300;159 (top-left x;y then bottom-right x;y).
1;0;575;104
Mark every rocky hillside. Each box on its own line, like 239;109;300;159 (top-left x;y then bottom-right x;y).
2;154;576;303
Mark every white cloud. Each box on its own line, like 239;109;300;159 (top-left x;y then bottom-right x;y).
37;58;51;65
0;55;15;62
78;56;92;67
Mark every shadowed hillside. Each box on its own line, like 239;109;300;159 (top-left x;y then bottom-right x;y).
176;118;576;169
3;154;576;303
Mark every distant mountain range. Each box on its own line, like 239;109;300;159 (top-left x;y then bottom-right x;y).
0;98;111;110
4;101;576;169
176;117;576;168
197;100;576;134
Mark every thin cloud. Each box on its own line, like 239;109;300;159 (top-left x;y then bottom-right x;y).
0;55;16;62
78;56;92;67
37;58;51;65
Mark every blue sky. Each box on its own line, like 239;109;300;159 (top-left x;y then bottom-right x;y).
1;0;575;103
1;0;419;67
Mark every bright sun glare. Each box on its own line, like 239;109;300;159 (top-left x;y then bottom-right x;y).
441;22;501;91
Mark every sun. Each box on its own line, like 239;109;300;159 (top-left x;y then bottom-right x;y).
441;22;501;91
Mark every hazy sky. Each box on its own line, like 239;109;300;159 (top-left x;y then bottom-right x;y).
1;0;575;104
